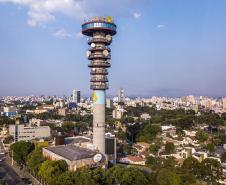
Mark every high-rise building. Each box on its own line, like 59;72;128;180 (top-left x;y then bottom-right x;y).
106;98;113;108
82;16;117;154
118;88;125;105
72;90;81;104
223;97;226;112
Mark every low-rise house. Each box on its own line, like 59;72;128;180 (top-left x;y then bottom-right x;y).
58;108;68;116
134;142;150;153
34;105;55;114
140;113;151;120
192;152;208;162
183;130;196;137
119;155;145;165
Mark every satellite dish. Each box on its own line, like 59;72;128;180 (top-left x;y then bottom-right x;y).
106;35;112;42
86;51;91;57
103;50;109;56
91;43;96;48
93;154;102;163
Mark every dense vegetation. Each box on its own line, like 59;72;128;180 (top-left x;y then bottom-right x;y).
0;116;15;125
9;141;223;185
118;106;226;144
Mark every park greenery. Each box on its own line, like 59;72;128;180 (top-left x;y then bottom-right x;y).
116;106;226;144
0;115;15;125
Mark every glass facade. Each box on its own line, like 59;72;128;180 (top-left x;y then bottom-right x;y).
82;22;116;31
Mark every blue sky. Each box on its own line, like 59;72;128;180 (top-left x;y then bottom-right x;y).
0;0;225;97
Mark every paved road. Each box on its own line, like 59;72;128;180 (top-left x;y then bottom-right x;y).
0;138;26;185
0;161;26;185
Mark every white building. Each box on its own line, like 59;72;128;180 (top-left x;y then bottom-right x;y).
223;97;226;112
106;98;113;108
112;108;124;119
140;113;151;120
9;124;51;141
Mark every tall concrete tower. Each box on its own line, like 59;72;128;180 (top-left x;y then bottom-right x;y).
82;17;117;154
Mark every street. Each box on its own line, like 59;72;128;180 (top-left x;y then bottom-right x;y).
0;161;26;185
0;138;26;185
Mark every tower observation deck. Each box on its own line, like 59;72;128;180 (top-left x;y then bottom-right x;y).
82;16;117;155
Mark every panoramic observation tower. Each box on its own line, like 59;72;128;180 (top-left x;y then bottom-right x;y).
82;16;117;154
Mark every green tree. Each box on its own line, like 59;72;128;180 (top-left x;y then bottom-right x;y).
146;157;163;171
197;112;223;126
27;149;46;173
182;157;201;178
156;168;181;185
146;156;156;166
0;116;15;125
222;113;226;121
106;166;150;185
117;128;127;141
180;173;199;185
38;160;68;185
138;124;161;143
149;143;161;155
10;141;34;167
91;167;107;185
216;134;226;145
62;121;76;133
55;169;97;185
162;157;176;169
195;130;208;143
3;135;14;144
200;158;223;183
165;142;175;154
205;143;215;154
73;168;97;185
55;171;76;185
221;151;226;163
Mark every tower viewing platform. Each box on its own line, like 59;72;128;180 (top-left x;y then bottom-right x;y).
82;17;116;90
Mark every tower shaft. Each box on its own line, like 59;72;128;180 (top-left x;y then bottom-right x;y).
93;90;106;154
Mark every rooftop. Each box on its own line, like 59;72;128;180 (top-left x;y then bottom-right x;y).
44;144;97;161
84;16;114;24
127;155;144;162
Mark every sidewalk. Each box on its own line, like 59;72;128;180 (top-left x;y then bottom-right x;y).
5;155;43;185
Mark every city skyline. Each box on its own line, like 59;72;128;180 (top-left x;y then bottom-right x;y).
0;0;226;97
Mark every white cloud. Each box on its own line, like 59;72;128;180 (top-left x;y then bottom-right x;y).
0;0;151;27
0;0;89;27
27;10;54;27
53;28;72;39
157;24;166;28
133;12;141;19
